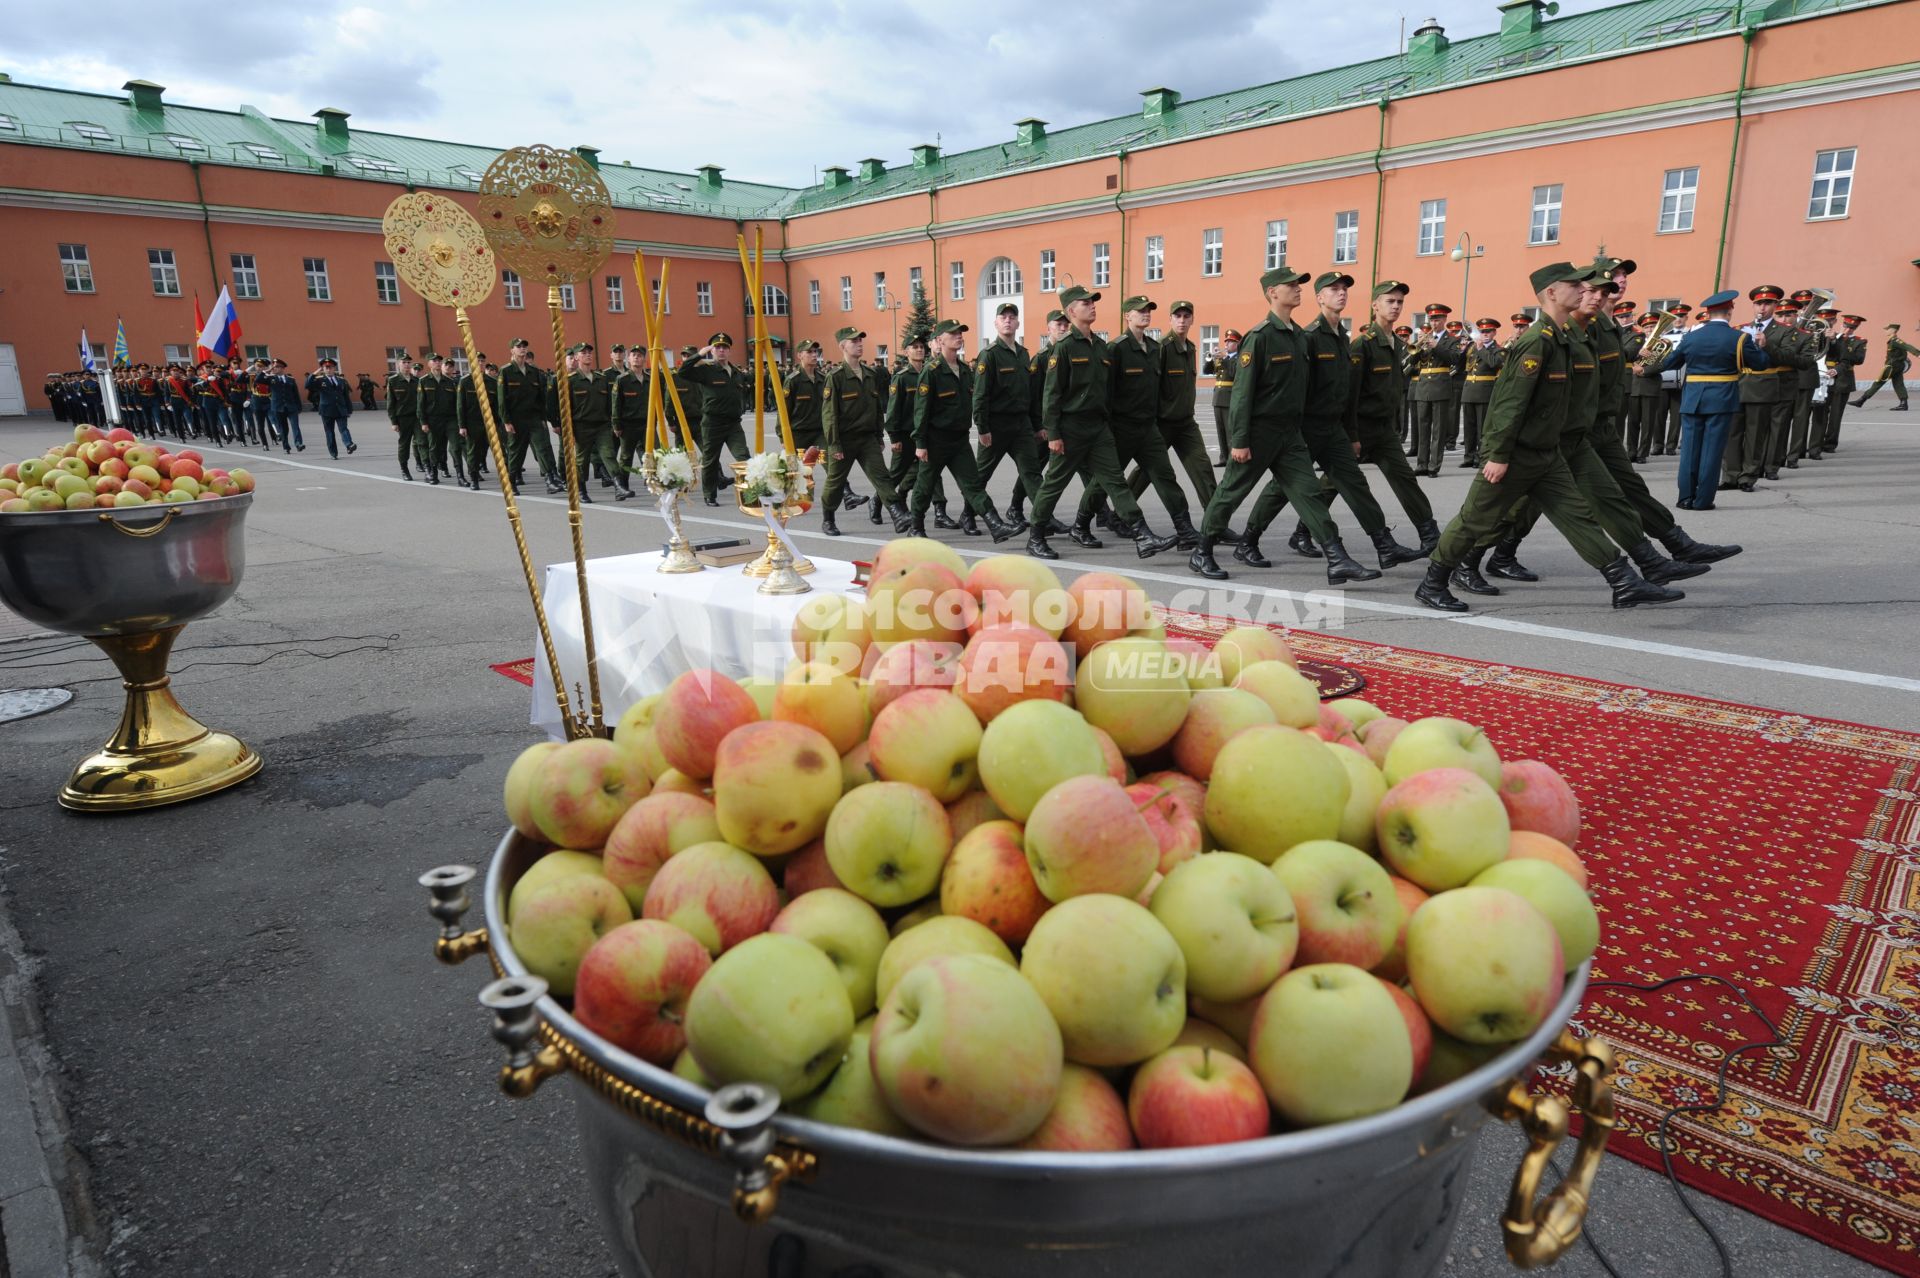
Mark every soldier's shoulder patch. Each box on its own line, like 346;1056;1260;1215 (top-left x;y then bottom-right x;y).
1519;356;1542;377
1239;351;1254;366
917;384;929;395
1048;356;1059;369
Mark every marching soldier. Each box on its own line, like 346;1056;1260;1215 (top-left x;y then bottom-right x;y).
1204;328;1242;466
1024;285;1177;561
547;343;629;502
1586;259;1633;461
1658;289;1768;511
884;330;948;529
267;359;305;453
680;334;753;505
783;340;827;454
1820;313;1868;451
498;339;560;494
1130;299;1217;510
387;358;422;481
223;360;251;445
1852;323;1916;411
1730;285;1799;490
1186;268;1374;583
820;326;908;536
1086;296;1197;547
1002;310;1071;534
1459;317;1505;469
1409;304;1461;476
907;320;1015;541
416;355;458;485
458;356;503;488
247;360;276;447
611;344;651;472
453;355;486;487
972;302;1047;536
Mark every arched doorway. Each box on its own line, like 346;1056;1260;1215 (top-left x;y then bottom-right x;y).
978;257;1024;346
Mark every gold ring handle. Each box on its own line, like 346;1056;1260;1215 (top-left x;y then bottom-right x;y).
97;507;178;537
1489;1029;1616;1269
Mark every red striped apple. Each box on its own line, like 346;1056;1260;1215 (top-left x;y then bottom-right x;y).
641;841;779;956
602;791;722;913
1015;1063;1134;1151
1271;840;1401;969
1128;1045;1270;1149
573;919;712;1065
712;721;843;856
1498;760;1582;847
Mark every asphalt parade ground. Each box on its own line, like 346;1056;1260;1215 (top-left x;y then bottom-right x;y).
2;403;1914;1276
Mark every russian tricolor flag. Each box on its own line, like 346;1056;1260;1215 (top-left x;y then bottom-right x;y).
194;286;243;361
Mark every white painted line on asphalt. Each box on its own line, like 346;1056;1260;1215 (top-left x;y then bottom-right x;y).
193;444;1920;695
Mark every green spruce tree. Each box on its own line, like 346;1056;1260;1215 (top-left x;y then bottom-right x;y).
903;285;936;344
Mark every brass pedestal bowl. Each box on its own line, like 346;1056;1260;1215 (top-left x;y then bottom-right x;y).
0;495;262;812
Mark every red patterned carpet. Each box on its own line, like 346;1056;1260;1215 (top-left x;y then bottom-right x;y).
494;619;1920;1273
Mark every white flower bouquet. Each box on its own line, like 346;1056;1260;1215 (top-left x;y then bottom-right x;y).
649;447;693;492
739;450;802;507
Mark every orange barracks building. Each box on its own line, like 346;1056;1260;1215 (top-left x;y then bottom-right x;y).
1;0;1916;410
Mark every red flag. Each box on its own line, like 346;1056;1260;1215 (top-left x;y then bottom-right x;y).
193;293;212;365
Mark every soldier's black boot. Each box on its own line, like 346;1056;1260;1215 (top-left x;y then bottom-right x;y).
982;507;1016;544
1170;511;1202;551
1850;395;1866;408
1370;527;1425;569
1130;518;1178;559
1657;525;1742;565
1068;518;1103;549
1415;561;1468;612
1894;401;1910;412
933;503;960;531
1094;507;1119;534
615;480;637;501
400;461;413;482
1287;522;1323;558
1233;538;1272;568
1045;517;1071;536
959;509;981;536
1486;538;1538;582
889;501;912;534
1026;530;1059;561
1189;536;1228;581
1603;555;1686;609
1414;518;1441;555
1629;539;1709;585
550;474;569;496
1449;548;1501;596
909;511;928;537
425;466;440;486
869;495;885;525
822;509;841;537
1003;505;1029;535
1009;495;1026;526
1323;539;1382;584
843;489;869;511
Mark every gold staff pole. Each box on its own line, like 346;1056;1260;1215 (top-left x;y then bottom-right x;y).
380;190;579;734
546;286;606;735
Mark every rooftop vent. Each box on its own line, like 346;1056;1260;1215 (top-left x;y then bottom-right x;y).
696;163;724;187
1140;87;1180;118
313;107;350;143
822;165;851;189
1014;118;1048;146
123;80;165;114
1409;19;1449;55
910;143;940;168
574;144;600;169
858;157;886;181
1498;0;1559;41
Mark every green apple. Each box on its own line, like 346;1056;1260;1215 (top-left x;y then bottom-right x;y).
685;932;855;1100
1271;840;1402;969
672;1047;716;1088
1211;625;1295;682
509;874;633;998
975;699;1106;822
1406;886;1565;1044
1073;636;1191;757
1469;860;1599;971
774;661;867;754
1325;742;1388;853
528;737;652;850
1329;698;1385;730
1171;688;1276;782
1375;767;1511;890
1023;774;1159;903
1415;1030;1505;1094
770;887;891;1018
507;849;606;923
888;898;943;936
869;954;1064;1145
1232;660;1320;730
791;1022;915;1137
875;915;1013;1006
1150;852;1298;1003
738;675;779;719
1249;963;1412;1125
613;693;673;781
866;689;983;802
825;781;953;907
1382;716;1502;788
1204;726;1349;864
1021;895;1186;1067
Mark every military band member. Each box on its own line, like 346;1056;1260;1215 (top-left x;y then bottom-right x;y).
1608;298;1638;443
1441;317;1468;457
905;320;1014;541
1730;285;1799;489
1460;318;1505;468
1204;328;1241;465
1781;291;1825;467
1187;268;1374;582
1410;304;1461;476
1658;289;1768;512
224;360;252;444
1851;323;1916;411
387;359;422;481
1820;313;1868;451
820;326;908;536
1624;312;1662;463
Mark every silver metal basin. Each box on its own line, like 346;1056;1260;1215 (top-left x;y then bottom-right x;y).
481;830;1593;1277
0;494;252;636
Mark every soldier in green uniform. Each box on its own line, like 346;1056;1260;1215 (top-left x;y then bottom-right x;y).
453;355;488;489
386;358;421;482
885;330;953;529
1415;263;1688;613
1409;305;1461;476
1238;271;1422;570
784;340;827;454
1122;300;1217;514
680;334;753;505
1852;323;1917;411
1024;286;1178;560
821;326;908;536
455;356;503;489
990;309;1071;535
1187;268;1377;583
546;344;627;503
416;355;458;487
611;344;650;473
1820;312;1868;451
906;321;1014;541
970;302;1048;536
1086;297;1197;546
1459;317;1505;468
1729;285;1799;489
499;340;560;495
674;345;705;425
1205;327;1240;466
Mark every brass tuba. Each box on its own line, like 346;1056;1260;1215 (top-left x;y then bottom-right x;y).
1802;288;1834;338
1636;309;1681;373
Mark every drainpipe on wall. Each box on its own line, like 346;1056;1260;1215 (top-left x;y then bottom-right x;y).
779;218;796;352
1370;100;1390;292
1713;27;1758;291
1114;151;1129;304
189;161;222;295
925;188;939;322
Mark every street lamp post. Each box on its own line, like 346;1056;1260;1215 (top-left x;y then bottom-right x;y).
1449;232;1484;320
881;288;905;367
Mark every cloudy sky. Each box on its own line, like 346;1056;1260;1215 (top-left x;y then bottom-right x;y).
9;0;1613;186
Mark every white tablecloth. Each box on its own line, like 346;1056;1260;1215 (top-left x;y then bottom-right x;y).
532;551;863;736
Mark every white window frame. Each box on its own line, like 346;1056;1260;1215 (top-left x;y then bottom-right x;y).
1529;184;1563;246
243;344;271;363
984;259;1021;297
650;279;669;314
230;252;260;299
68;121;109;142
1659;167;1698;234
1199;324;1220;365
1145;235;1165;283
374;260;400;305
874;271;887;310
386;346;410;375
148;248;181;297
304;256;331;302
761;284;789;317
315;345;340;367
1417;199;1447;256
559;284;577;311
1040;249;1056;292
605;275;625;314
162;343;191;365
1807;147;1855;221
840;276;853;312
909;265;924;301
60;243;94;294
701;282;716;316
805;280;818;315
1201;229;1222;278
950;261;965;302
1333;211;1359;265
1092;242;1110;288
1265;220;1289;270
502;269;523;310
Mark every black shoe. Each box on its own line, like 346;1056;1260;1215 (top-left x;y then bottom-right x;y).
347;443;357;454
1287;523;1323;558
1170;512;1202;551
1485;538;1538;582
844;491;869;510
1370;527;1425;569
1094;508;1119;534
426;472;440;486
1068;519;1103;549
1323;539;1381;584
1456;458;1476;468
599;477;613;489
1213;457;1228;468
1629;540;1709;584
1850;396;1867;408
982;508;1016;544
1189;537;1228;580
1449;550;1501;596
1657;525;1741;564
1003;508;1030;535
1602;554;1685;608
1893;402;1909;412
329;451;340;460
1233;540;1272;569
1677;498;1695;510
822;511;841;537
579;489;594;504
615;485;636;501
1807;450;1823;460
959;510;981;536
1785;459;1799;470
1739;481;1757;492
1764;469;1780;481
889;501;912;534
296;445;306;453
1026;533;1059;560
1414;519;1441;555
1415;561;1468;612
910;513;929;537
933;505;960;531
703;493;721;507
400;466;413;482
1130;519;1178;559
